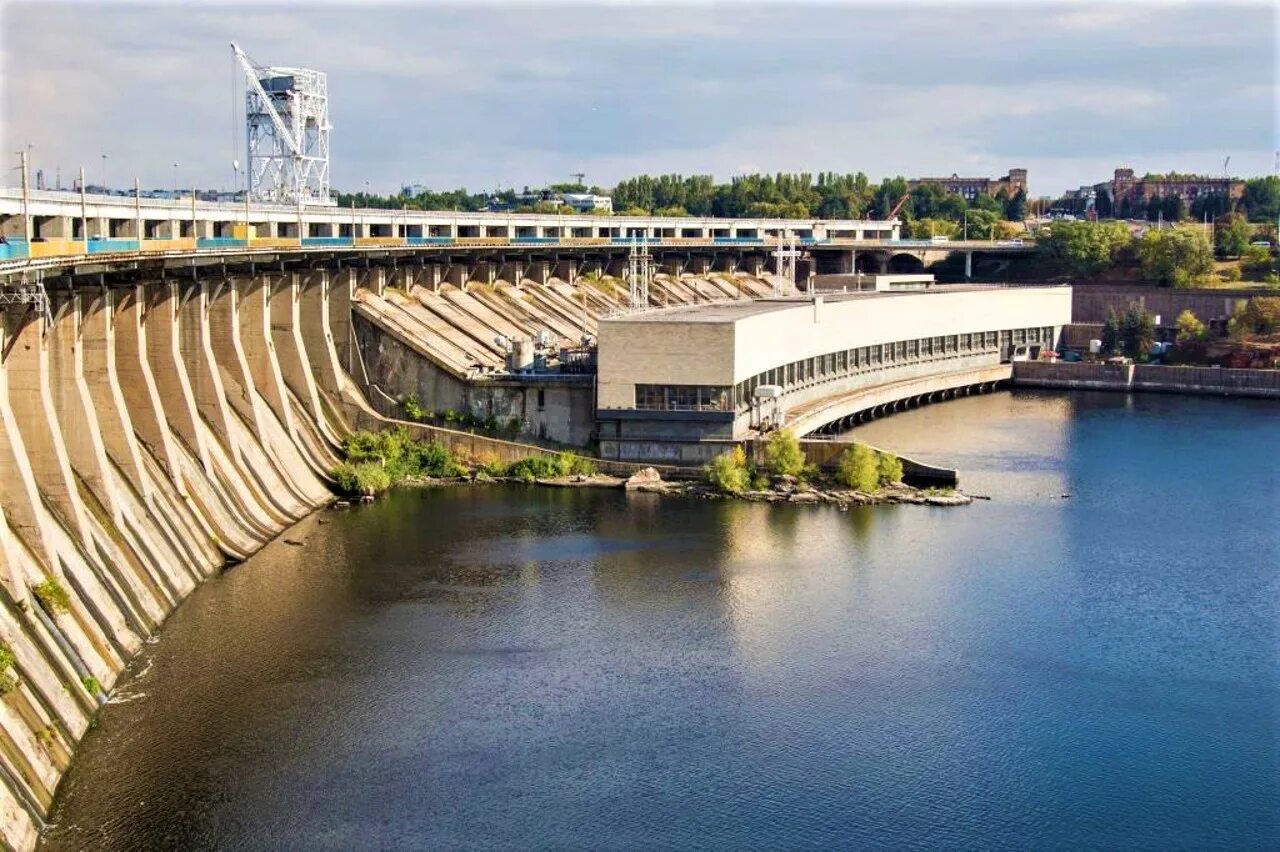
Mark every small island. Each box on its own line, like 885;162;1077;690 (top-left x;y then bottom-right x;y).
331;428;972;508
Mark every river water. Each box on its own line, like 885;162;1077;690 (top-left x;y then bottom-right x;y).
42;391;1278;850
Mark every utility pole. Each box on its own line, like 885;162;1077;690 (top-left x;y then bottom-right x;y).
18;149;31;242
134;178;142;242
79;166;87;242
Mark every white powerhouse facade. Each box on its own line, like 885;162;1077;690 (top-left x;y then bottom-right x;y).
596;286;1073;463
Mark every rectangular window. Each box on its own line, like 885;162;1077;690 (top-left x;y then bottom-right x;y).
537;389;546;409
635;384;731;411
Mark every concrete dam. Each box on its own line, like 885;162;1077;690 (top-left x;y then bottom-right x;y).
0;262;382;847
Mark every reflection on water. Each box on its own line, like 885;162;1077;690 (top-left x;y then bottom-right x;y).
42;391;1279;850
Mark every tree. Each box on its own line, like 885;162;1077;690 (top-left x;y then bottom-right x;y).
1241;176;1280;222
1119;302;1156;357
1003;189;1028;221
707;447;750;494
1037;220;1132;278
1136;226;1214;287
1101;308;1123;355
837;444;880;492
1162;194;1188;222
1174;309;1207;343
1214;213;1252;258
763;430;806;478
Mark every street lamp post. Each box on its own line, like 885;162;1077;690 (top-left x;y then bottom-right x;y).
172;162;180;197
101;153;108;192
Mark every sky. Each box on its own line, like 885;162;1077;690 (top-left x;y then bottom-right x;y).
1;0;1277;199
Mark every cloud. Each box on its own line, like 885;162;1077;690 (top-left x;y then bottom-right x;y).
2;1;1275;198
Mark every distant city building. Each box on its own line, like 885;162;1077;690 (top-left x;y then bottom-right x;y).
1109;168;1244;209
908;169;1027;201
561;192;613;214
401;183;430;197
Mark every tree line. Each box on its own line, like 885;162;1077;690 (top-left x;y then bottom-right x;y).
1036;219;1279;288
334;171;1028;226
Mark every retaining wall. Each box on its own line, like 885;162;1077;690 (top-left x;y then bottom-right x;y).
1012;361;1280;398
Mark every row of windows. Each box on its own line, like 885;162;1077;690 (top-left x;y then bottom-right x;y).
635;384;732;412
732;326;1054;411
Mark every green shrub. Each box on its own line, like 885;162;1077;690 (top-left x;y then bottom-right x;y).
877;452;904;485
762;430;806;478
707;446;751;494
81;675;101;697
505;456;563;482
506;417;522;436
557;453;597;476
401;392;426;421
331;461;393;496
837;444;880;491
32;578;70;614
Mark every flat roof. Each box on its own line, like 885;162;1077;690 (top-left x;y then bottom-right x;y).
604;286;1052;324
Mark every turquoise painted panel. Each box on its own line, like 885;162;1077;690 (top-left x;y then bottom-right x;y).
87;239;141;253
196;238;248;250
302;237;354;247
0;241;29;260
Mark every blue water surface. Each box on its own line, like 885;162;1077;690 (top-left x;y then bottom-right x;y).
44;391;1279;851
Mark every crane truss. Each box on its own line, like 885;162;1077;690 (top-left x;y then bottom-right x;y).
233;42;333;206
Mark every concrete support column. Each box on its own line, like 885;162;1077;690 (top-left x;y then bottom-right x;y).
80;291;152;501
498;261;524;284
0;321;58;571
684;256;707;276
112;286;185;486
553;259;578;285
144;281;211;474
421;264;444;291
525;261;551;285
473;261;496;286
271;273;331;439
444;264;467;288
965;251;973;279
47;294;117;522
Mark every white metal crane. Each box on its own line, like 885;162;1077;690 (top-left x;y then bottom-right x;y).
231;42;333;206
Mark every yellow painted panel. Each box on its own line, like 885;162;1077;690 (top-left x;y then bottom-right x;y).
355;237;405;247
232;224;251;239
140;239;196;253
248;238;301;249
563;238;610;246
29;239;86;257
455;237;512;246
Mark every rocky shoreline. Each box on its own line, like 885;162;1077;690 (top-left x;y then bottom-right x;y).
352;467;974;508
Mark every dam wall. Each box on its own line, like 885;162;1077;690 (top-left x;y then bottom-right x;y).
0;269;374;849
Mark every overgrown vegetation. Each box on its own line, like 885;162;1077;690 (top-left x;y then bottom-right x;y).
0;642;16;696
332;428;468;495
1228;296;1280;339
32;578;70;614
81;675;101;697
498;453;598;483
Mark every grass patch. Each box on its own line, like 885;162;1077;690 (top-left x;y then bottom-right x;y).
32;578;70;614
